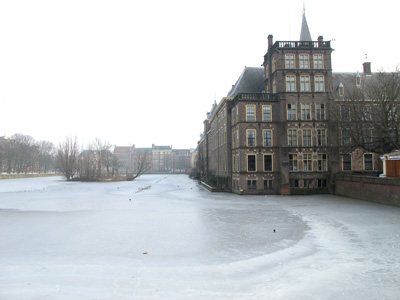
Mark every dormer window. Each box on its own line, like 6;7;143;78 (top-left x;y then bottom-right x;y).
338;82;344;97
356;73;361;88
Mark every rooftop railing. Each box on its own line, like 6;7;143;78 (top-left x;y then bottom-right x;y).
272;40;331;51
233;93;278;102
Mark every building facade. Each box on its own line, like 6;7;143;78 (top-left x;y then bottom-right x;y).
198;12;382;195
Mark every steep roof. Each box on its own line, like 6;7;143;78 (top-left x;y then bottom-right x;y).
300;12;312;41
152;145;172;150
332;71;379;98
227;67;265;97
114;146;134;154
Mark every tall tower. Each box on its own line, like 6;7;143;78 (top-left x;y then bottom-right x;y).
263;11;335;195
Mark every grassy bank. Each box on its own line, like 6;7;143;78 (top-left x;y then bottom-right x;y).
0;174;61;180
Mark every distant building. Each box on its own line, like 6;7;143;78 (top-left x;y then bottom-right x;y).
132;147;152;174
152;145;172;172
172;149;191;173
118;144;192;174
113;146;134;172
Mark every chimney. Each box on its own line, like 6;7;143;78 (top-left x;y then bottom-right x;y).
318;35;323;46
363;62;372;76
268;34;273;49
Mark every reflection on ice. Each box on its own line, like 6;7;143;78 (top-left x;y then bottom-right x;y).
0;175;399;299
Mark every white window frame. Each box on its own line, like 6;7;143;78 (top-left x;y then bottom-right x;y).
301;103;311;120
287;103;297;120
299;54;309;69
303;153;313;171
263;129;273;147
246;105;256;121
264;154;273;172
262;105;272;121
285;54;295;69
300;76;311;92
318;153;328;171
286;75;296;92
288;129;298;146
313;54;324;69
302;129;312;146
314;75;325;92
246;129;256;147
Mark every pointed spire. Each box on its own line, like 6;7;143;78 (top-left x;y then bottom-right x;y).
300;7;312;41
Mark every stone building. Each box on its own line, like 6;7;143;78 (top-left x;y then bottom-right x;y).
172;149;191;173
331;66;383;174
198;11;383;195
113;146;135;172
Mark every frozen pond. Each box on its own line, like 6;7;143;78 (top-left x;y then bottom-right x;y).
0;175;399;300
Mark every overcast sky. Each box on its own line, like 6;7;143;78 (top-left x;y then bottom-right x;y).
1;0;399;149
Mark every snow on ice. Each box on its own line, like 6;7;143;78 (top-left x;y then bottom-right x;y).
0;175;399;299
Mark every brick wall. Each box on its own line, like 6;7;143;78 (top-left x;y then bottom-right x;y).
335;174;400;207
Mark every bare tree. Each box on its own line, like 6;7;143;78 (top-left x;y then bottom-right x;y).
37;140;55;173
92;138;112;178
56;137;79;180
332;70;400;155
128;149;151;180
111;153;120;177
11;134;37;173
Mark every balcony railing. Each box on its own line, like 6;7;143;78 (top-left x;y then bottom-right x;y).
272;40;331;51
234;93;278;102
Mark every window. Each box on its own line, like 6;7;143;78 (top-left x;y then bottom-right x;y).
363;129;372;144
364;154;373;170
342;129;351;146
299;54;309;69
318;154;327;171
301;103;311;120
264;154;273;172
302;129;312;146
290;179;299;188
247;180;257;190
316;103;325;120
285;54;295;69
338;83;344;97
342;154;352;170
303;179;313;188
314;75;325;92
286;75;296;92
246;105;256;121
289;154;298;171
247;129;256;147
318;179;327;188
317;129;327;146
287;103;297;120
341;105;350;121
356;74;361;88
247;154;256;172
300;76;310;92
263;129;272;146
288;129;298;146
264;180;273;189
362;106;371;121
303;153;313;171
262;105;272;121
313;54;323;69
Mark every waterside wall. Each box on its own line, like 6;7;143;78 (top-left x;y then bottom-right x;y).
335;174;400;207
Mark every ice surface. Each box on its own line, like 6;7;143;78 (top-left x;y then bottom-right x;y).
0;175;399;299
